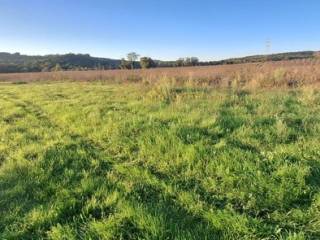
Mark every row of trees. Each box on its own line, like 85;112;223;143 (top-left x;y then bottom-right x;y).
119;51;318;70
120;52;157;69
175;57;199;67
120;52;199;69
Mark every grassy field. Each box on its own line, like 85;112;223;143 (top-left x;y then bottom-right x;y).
0;81;320;239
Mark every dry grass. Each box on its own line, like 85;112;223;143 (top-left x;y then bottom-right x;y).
1;59;320;89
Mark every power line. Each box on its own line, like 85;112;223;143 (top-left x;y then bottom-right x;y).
265;39;272;55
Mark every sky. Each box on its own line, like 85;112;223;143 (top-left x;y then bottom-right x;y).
0;0;319;61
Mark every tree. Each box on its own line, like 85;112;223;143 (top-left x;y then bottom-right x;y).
175;57;199;67
190;57;199;66
120;58;131;69
175;58;184;67
140;57;156;69
127;52;139;69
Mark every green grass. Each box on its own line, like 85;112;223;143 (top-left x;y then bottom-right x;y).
0;82;320;239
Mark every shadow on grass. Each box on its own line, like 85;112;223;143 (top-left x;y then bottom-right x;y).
0;139;113;239
128;181;223;239
216;100;245;135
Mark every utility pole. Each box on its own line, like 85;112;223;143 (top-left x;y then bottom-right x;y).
265;39;272;62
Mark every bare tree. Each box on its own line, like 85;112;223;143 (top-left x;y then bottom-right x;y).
127;52;140;69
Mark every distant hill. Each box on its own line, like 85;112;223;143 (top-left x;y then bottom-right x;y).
201;51;318;66
157;51;319;67
0;52;120;73
0;51;318;73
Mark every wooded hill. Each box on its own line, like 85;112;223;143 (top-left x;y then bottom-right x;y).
0;53;120;73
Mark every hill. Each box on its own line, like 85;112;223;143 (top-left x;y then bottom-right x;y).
0;52;120;73
0;51;318;73
202;51;318;65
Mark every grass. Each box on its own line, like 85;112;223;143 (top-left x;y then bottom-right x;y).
0;81;320;239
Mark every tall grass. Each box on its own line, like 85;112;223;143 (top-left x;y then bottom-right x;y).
0;59;320;89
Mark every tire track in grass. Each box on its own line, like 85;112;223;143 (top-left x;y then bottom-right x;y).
0;92;120;239
6;93;232;239
1;88;308;239
0;91;205;239
0;93;63;158
0;93;44;165
23;97;228;239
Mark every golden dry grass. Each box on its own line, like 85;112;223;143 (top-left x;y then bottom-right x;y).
0;59;320;89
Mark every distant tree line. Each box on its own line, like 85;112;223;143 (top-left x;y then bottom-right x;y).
0;51;318;73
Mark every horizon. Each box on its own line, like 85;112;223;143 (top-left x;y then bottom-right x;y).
1;49;319;62
1;0;320;61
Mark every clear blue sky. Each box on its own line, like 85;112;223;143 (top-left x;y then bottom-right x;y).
1;0;319;61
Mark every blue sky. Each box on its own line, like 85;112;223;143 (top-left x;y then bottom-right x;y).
0;0;319;60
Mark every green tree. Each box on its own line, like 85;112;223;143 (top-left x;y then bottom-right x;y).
190;57;199;66
120;58;131;69
175;58;184;67
140;57;156;69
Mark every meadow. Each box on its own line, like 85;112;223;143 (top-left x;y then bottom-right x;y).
0;58;320;88
0;62;320;239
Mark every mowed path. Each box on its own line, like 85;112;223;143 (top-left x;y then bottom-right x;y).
0;83;320;239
